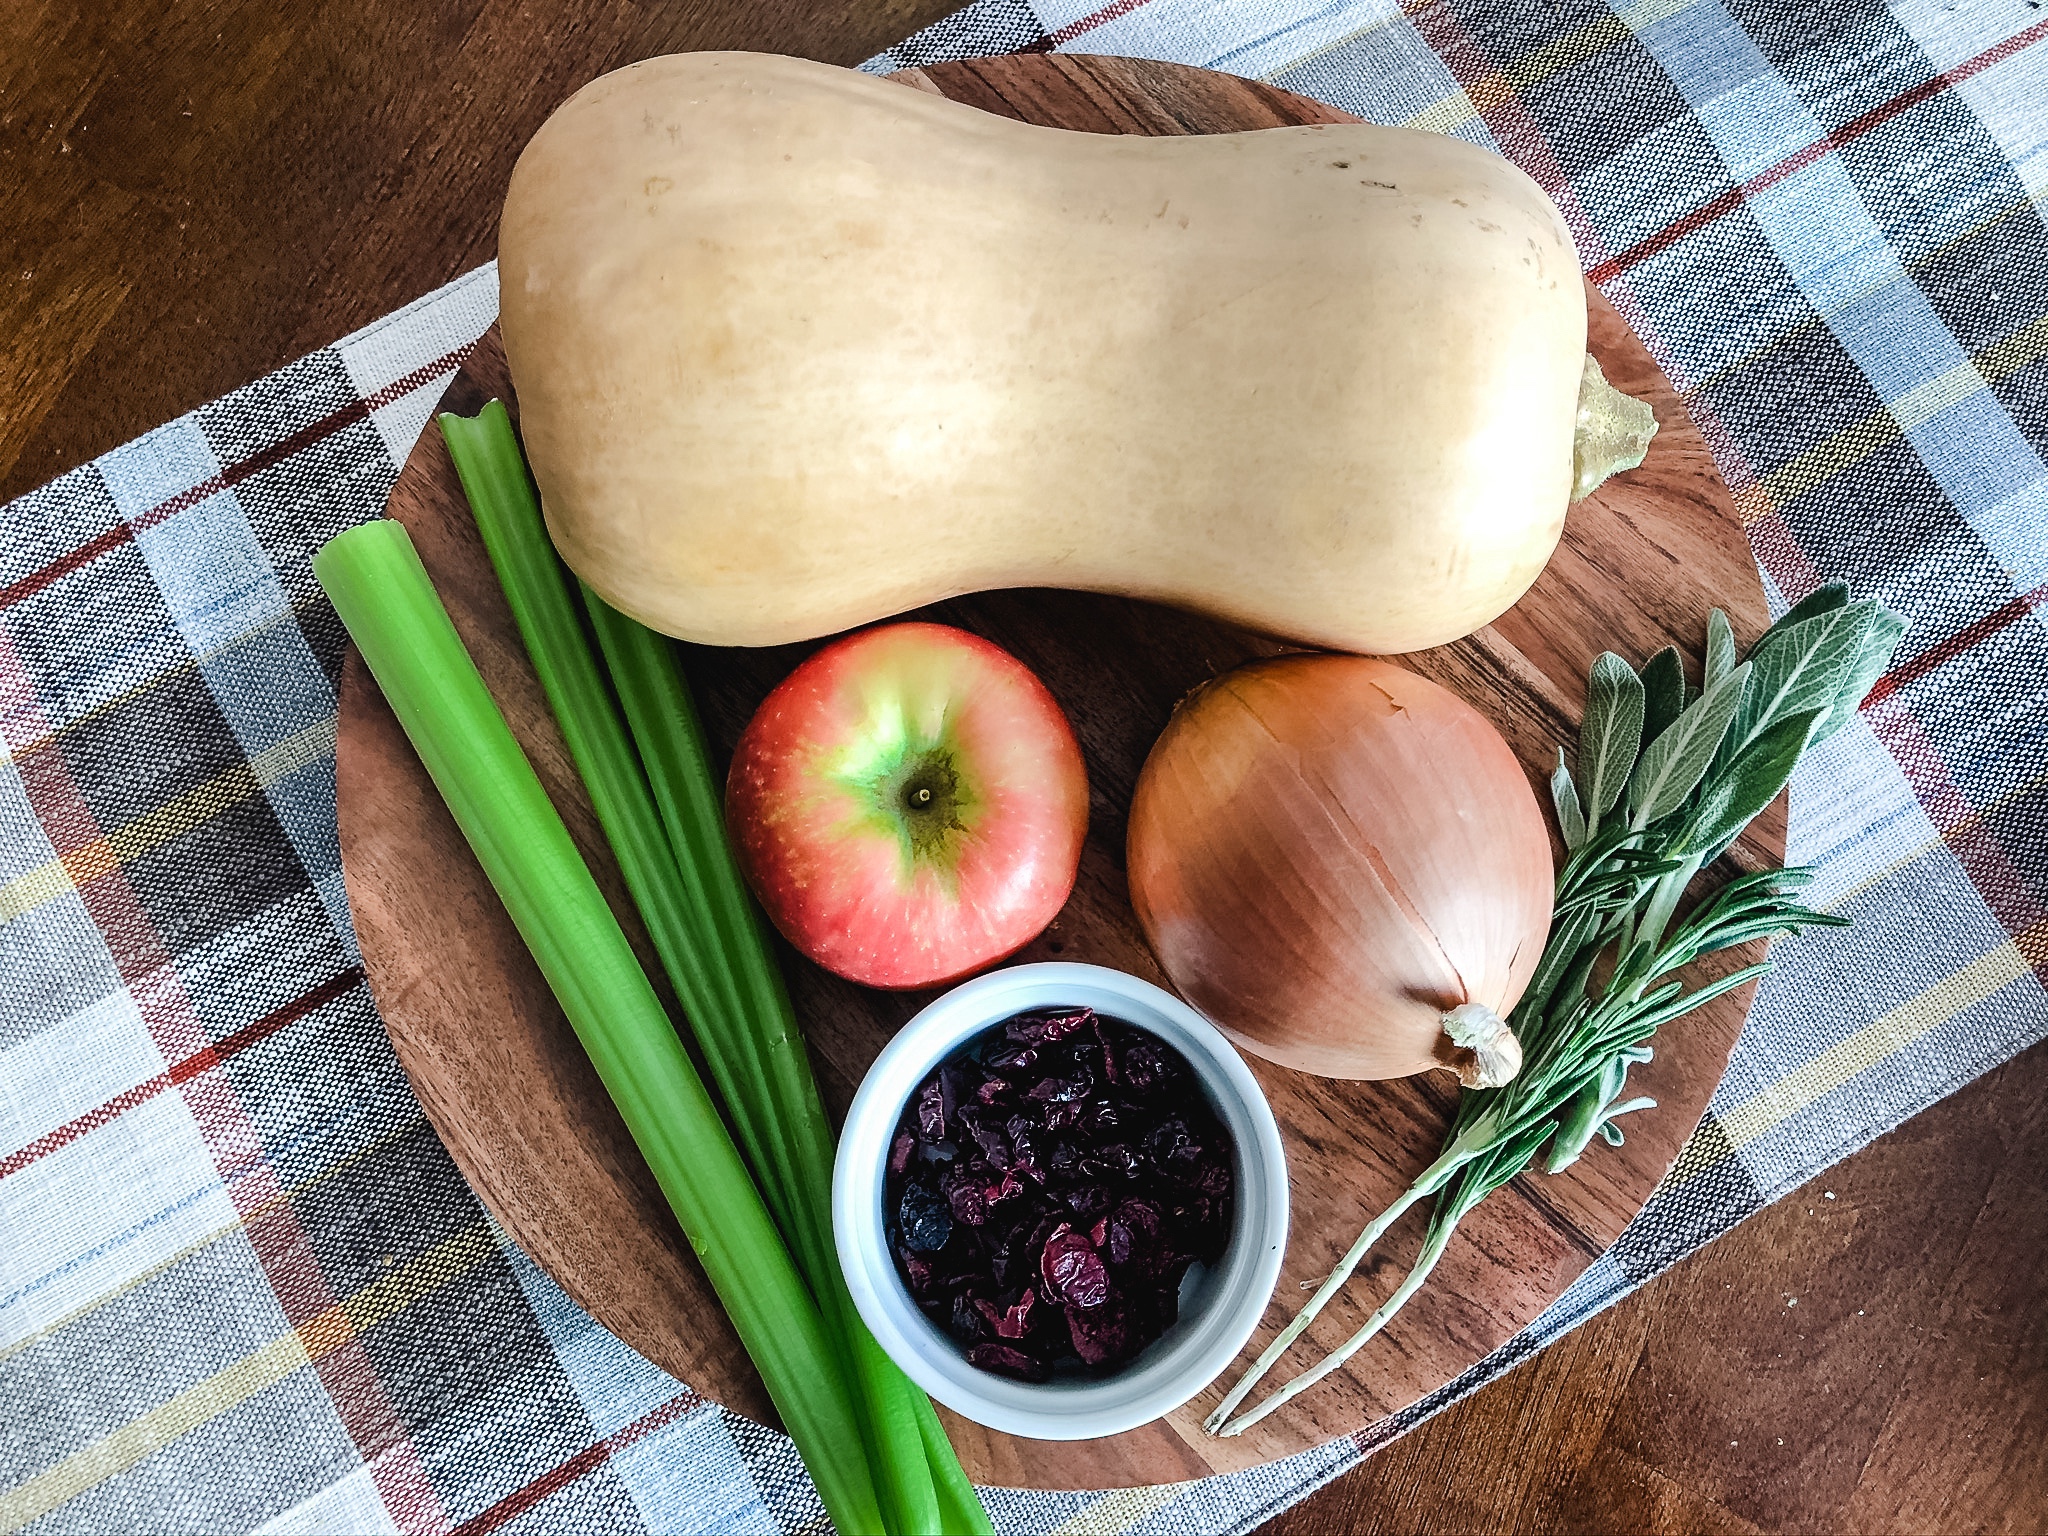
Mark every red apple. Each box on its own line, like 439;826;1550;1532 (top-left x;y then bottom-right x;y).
726;622;1089;990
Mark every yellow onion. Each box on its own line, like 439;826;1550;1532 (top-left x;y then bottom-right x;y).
1127;654;1552;1084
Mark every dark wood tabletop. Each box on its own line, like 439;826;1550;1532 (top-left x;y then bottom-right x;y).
5;4;2041;1532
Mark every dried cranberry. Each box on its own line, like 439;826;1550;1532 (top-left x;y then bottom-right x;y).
1066;1294;1132;1365
941;1165;990;1227
1007;1008;1092;1045
1075;1101;1119;1138
1117;1036;1176;1095
1144;1118;1196;1169
1040;1224;1111;1310
888;1130;916;1177
1101;1198;1164;1271
996;1212;1062;1290
898;1181;952;1253
1027;1073;1090;1104
1062;1183;1113;1223
1042;1100;1083;1132
973;1288;1037;1340
1079;1142;1137;1179
967;1342;1051;1382
940;1057;975;1125
899;1252;935;1299
948;1293;990;1346
1094;1017;1120;1076
915;1078;946;1141
1188;1160;1231;1200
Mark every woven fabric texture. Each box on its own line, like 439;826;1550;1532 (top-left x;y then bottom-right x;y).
4;1;2045;1530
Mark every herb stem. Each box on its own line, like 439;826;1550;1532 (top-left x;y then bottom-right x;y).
1217;1187;1466;1437
1632;851;1705;968
1201;1121;1492;1434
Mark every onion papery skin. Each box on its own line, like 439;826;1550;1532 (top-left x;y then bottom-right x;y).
1126;655;1553;1081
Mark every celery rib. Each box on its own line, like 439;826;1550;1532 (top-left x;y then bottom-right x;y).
313;521;884;1536
439;403;988;1536
583;599;952;1536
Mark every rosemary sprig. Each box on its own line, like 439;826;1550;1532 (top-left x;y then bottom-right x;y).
1206;586;1904;1437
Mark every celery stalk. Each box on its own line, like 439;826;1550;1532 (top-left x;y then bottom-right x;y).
582;598;959;1536
439;403;986;1536
313;521;884;1536
438;408;803;1243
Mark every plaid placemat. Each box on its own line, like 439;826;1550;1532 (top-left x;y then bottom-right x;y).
4;1;2044;1530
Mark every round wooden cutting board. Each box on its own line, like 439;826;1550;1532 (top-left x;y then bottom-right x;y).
336;54;1780;1491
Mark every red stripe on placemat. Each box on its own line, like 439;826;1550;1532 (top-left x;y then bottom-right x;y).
0;341;475;614
1744;509;1828;606
0;618;449;1531
0;968;362;1181
1412;2;1600;254
0;526;136;609
1036;0;1159;50
1866;690;2048;987
1861;582;2048;709
1587;18;2048;284
449;1394;704;1536
1824;539;2048;984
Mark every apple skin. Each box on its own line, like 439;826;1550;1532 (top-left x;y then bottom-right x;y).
726;621;1089;990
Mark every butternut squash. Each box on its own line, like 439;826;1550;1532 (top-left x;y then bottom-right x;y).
499;52;1652;653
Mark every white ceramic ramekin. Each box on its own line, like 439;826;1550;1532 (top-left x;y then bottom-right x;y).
832;961;1288;1441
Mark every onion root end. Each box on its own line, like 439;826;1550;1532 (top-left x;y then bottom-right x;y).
1435;1002;1522;1088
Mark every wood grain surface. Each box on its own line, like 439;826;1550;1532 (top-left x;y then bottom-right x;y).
10;6;2042;1530
337;55;1778;1492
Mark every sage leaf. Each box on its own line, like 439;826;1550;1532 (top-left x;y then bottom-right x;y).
1546;1077;1609;1173
1626;660;1749;829
1578;652;1645;828
1551;749;1588;848
1594;1096;1655;1147
1641;646;1686;749
1811;605;1906;743
1686;705;1825;857
1724;601;1888;763
1705;608;1736;694
1761;581;1850;647
1545;1047;1654;1173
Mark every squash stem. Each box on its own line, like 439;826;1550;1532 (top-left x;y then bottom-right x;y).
1571;353;1658;501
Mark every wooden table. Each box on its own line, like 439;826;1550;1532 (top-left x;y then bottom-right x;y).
5;5;2041;1531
